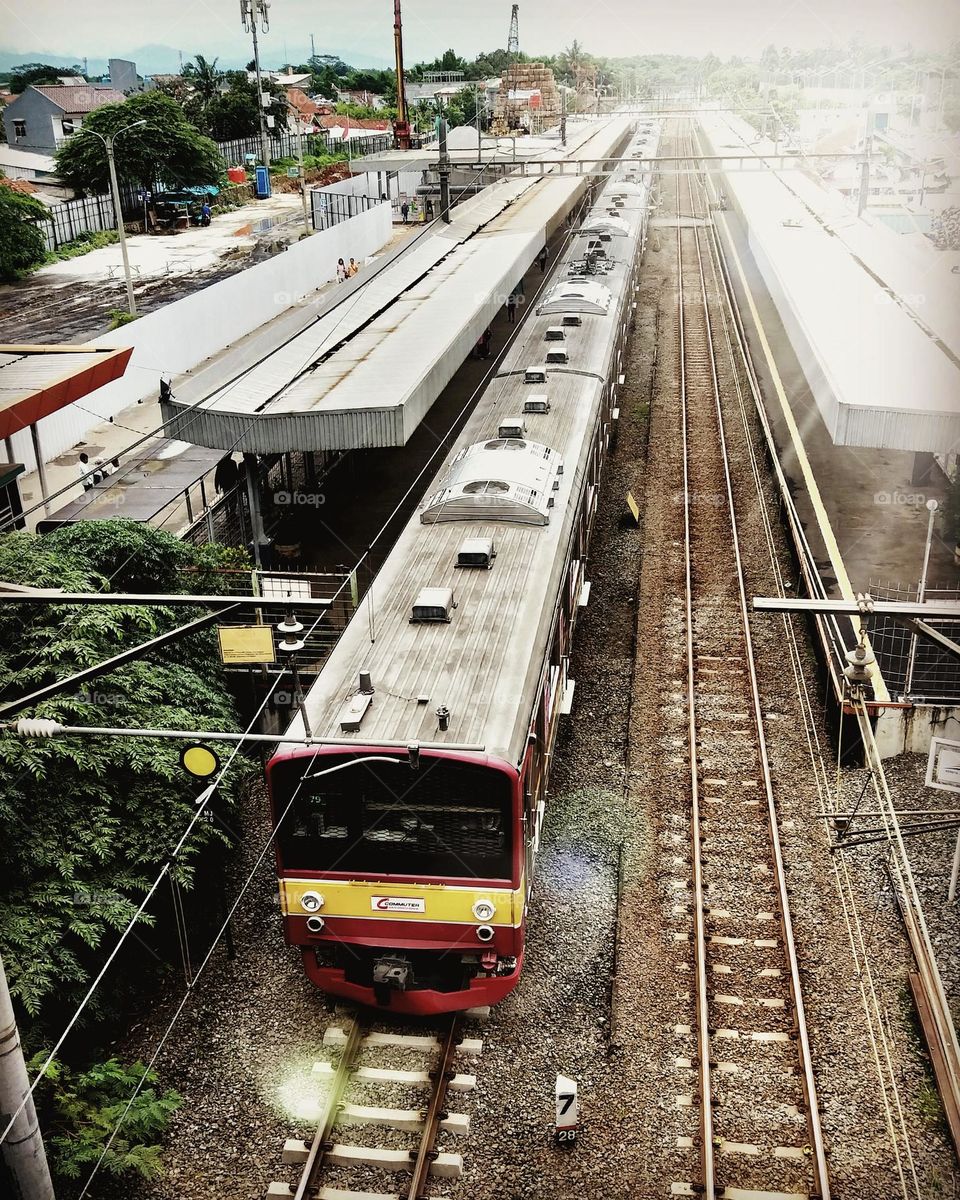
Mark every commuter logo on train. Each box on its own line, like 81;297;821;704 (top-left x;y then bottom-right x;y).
372;896;427;913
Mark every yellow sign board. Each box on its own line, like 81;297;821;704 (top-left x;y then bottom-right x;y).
217;624;276;664
626;491;640;525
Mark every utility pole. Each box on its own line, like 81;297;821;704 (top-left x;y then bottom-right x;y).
560;88;566;145
0;953;55;1200
241;0;272;166
438;117;451;223
310;33;316;62
81;121;146;318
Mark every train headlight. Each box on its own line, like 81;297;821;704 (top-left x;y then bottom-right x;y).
476;925;495;943
300;891;324;913
472;898;496;921
306;916;325;934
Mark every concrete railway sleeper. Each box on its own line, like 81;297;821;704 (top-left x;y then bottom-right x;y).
266;1014;478;1200
669;119;830;1200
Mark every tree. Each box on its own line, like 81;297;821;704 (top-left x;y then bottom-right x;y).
0;521;250;1018
54;92;223;195
0;184;47;279
182;53;222;107
10;62;75;93
30;1055;181;1184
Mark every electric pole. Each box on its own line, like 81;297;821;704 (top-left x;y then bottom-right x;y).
0;953;55;1200
438;118;451;223
241;0;272;166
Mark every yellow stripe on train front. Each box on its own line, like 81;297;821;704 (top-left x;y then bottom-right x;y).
281;877;525;926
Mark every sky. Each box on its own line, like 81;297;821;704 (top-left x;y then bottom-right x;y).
2;0;959;72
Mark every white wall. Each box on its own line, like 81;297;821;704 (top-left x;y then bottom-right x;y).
12;202;392;471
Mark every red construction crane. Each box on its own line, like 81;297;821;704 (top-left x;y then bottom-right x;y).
393;0;412;150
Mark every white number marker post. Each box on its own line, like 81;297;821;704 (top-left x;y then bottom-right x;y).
555;1074;578;1145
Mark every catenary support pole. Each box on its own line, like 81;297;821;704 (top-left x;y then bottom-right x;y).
0;953;55;1200
438;118;451;223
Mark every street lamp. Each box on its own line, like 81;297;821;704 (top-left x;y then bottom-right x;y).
80;119;146;317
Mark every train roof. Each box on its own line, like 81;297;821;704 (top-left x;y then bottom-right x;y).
276;146;655;769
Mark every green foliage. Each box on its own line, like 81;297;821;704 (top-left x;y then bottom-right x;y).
108;308;139;329
10;63;75;93
0;521;250;1016
30;1054;181;1182
54;92;223;195
44;228;119;265
0;185;48;279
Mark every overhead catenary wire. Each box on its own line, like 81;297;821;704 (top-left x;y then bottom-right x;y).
36;130;624;1195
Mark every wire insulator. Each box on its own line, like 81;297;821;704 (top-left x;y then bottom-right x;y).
15;718;63;737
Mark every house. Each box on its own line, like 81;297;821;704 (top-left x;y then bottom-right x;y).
285;87;323;134
335;88;387;111
316;113;391;142
2;84;126;155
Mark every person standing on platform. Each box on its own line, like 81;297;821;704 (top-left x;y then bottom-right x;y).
336;257;348;283
401;201;409;223
507;293;518;325
347;257;359;277
537;245;548;272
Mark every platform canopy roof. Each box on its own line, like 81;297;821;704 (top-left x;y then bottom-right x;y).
0;344;133;441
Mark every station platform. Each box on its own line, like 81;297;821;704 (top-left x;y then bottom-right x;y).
699;112;960;459
159;117;638;455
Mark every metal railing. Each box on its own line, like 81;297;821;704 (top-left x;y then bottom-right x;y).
867;579;960;702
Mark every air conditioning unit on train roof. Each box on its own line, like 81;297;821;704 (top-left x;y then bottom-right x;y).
524;365;548;384
523;394;550;414
456;537;496;568
498;415;525;439
545;326;565;342
561;313;582;327
411;586;456;623
545;347;568;365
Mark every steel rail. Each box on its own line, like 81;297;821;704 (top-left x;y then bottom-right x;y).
686;143;831;1197
698;147;921;1198
674;124;716;1199
406;1015;462;1200
293;1017;366;1200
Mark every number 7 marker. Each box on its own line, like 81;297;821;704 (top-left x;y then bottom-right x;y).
555;1074;578;1145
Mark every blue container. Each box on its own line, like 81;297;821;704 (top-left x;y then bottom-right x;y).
255;165;272;199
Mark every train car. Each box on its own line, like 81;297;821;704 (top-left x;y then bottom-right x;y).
266;125;659;1015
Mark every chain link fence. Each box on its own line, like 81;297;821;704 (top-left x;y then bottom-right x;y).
868;579;960;702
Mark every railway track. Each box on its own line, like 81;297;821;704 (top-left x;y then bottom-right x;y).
267;1015;480;1200
668;122;830;1199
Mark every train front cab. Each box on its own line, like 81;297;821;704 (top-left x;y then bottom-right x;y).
268;746;526;1015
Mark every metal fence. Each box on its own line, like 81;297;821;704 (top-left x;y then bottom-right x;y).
216;129;333;163
177;565;355;677
868;579;960;702
311;190;386;231
31;185;144;252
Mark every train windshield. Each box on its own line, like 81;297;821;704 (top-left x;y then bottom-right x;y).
273;755;514;882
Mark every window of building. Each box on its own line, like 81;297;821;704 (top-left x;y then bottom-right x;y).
61;118;76;136
13;119;26;139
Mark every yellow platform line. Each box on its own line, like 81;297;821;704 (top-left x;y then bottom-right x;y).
716;211;891;704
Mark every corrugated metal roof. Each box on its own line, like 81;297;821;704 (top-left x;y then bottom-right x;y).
161;117;637;456
273;159;651;765
701;111;960;454
0;344;133;439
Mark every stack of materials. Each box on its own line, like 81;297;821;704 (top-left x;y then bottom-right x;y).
931;205;960;251
491;62;561;134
